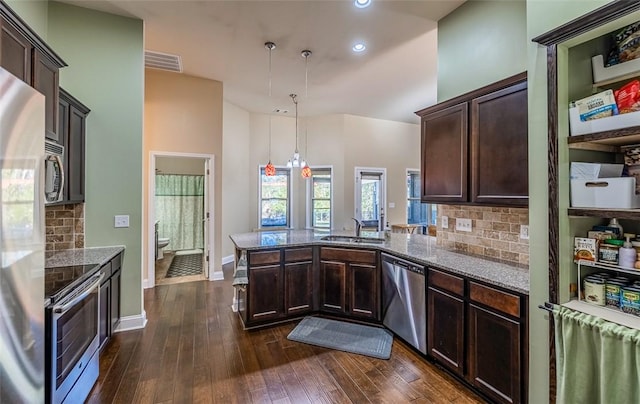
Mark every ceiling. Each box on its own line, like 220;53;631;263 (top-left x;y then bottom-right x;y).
59;0;466;124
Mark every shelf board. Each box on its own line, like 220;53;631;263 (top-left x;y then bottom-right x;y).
563;300;640;330
567;126;640;152
568;207;640;220
577;259;640;276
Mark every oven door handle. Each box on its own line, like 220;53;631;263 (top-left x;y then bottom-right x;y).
53;273;104;313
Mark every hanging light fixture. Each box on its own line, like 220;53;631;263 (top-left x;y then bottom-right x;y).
300;49;312;178
286;93;300;168
264;41;276;176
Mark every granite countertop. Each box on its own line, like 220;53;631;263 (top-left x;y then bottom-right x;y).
229;230;529;295
45;246;125;268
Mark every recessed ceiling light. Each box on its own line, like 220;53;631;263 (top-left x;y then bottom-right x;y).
352;43;366;52
354;0;371;8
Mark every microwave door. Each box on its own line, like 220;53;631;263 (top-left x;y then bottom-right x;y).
44;154;64;204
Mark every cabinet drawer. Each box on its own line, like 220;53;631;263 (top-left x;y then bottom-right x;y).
284;247;313;262
429;268;464;296
111;253;122;272
248;250;281;266
320;247;376;264
100;262;112;280
469;282;520;317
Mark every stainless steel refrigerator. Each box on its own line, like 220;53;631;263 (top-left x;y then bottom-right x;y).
0;67;46;402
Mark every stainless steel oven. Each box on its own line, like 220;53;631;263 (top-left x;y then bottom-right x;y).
46;273;102;404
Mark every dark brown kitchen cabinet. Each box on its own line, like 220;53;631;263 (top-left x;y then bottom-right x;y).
420;103;468;203
467;282;526;404
98;253;123;351
59;89;90;203
33;50;59;141
248;264;283;322
416;72;528;207
0;16;32;83
0;2;66;140
319;247;379;321
427;268;465;377
319;260;347;313
471;81;528;205
284;247;313;316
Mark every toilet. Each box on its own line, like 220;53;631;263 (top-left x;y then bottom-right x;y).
157;237;170;259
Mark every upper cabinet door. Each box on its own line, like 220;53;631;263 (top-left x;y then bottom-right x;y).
33;50;60;142
420;102;468;203
0;17;33;84
470;81;528;206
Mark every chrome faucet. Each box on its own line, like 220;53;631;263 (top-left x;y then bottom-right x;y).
352;218;362;237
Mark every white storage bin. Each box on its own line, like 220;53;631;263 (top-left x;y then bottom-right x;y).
571;177;640;208
569;106;640;136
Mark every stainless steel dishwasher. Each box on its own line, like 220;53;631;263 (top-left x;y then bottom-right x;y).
381;253;426;354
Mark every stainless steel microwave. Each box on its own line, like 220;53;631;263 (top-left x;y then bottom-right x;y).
44;140;64;204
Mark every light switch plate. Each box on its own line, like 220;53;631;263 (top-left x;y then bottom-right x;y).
114;215;130;228
441;216;448;229
456;218;472;232
520;225;529;239
388;202;395;208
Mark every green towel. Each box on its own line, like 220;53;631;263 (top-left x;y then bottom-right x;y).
554;306;640;404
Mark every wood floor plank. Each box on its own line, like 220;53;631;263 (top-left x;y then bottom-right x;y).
92;263;485;404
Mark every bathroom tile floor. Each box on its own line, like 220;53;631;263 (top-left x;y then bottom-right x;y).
155;251;206;286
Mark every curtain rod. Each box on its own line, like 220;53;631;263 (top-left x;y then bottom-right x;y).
538;302;558;313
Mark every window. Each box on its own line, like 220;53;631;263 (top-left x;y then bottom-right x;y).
355;168;386;229
259;166;291;228
307;168;332;229
407;170;436;227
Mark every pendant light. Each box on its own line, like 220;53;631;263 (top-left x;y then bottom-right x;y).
300;49;312;178
264;41;276;176
286;93;300;168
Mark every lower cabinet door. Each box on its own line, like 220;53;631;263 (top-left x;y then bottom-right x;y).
349;263;378;320
319;260;346;314
428;287;464;376
98;279;111;349
468;303;521;404
284;261;313;316
110;269;121;332
248;264;283;322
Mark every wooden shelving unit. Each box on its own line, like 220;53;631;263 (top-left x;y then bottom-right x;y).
568;126;640;152
568;207;640;220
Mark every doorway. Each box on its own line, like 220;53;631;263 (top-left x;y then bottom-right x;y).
354;167;387;230
148;152;214;288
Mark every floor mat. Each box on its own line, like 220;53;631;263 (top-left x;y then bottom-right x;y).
287;316;393;359
166;253;203;277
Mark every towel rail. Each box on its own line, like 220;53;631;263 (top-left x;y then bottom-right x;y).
538;301;557;313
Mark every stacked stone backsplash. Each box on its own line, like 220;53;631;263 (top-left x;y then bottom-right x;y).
45;203;85;250
437;205;529;266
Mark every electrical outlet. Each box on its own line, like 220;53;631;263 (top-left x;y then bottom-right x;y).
520;225;529;240
114;215;130;228
388;202;395;208
441;216;448;229
456;218;472;232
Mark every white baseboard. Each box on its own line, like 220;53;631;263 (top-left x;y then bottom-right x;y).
211;270;224;281
115;310;147;332
143;278;151;289
222;254;234;265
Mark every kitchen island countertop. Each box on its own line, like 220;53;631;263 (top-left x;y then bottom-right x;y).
45;246;125;268
230;230;529;295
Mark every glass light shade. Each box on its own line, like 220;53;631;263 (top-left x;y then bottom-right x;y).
265;161;276;176
286;160;293;168
300;160;307;168
301;165;312;178
292;152;300;167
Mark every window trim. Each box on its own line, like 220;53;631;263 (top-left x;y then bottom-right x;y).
258;165;292;229
407;169;436;228
305;166;333;230
354;166;387;225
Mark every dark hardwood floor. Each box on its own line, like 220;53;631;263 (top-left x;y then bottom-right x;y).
88;264;486;403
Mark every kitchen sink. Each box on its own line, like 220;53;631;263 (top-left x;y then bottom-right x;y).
320;235;386;245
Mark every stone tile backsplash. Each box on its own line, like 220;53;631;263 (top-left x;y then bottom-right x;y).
45;203;85;251
437;205;529;266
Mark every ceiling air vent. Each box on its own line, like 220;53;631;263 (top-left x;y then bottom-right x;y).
144;50;182;73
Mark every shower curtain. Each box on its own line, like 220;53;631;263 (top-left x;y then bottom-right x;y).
553;305;640;403
155;174;204;251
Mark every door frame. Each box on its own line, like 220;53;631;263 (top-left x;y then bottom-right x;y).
147;151;216;288
354;166;387;226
